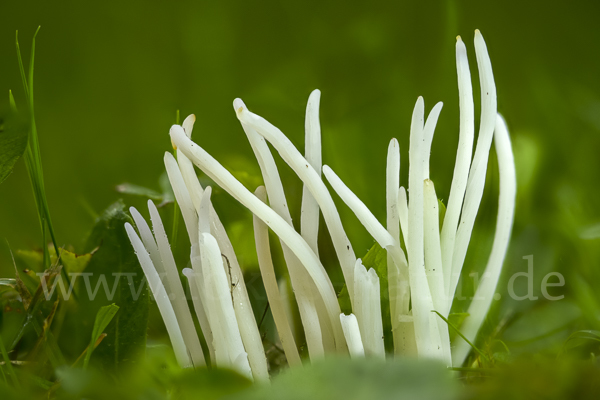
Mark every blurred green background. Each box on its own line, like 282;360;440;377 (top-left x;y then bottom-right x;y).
1;0;600;358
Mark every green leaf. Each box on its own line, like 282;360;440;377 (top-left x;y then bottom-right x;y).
83;304;119;368
438;198;446;228
73;200;149;370
0;107;28;185
234;357;458;400
17;248;92;275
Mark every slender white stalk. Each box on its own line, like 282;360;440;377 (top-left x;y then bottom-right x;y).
182;268;216;364
148;200;206;367
397;315;418;356
182;114;195;138
353;260;385;358
301;89;322;254
198;187;212;235
240;118;331;356
386;139;407;355
452;114;516;366
440;36;475;298
253;186;303;367
423;181;446;313
233;99;358;304
339;314;365;358
278;278;297;342
323;165;394;249
449;30;497;299
124;223;191;368
129;207;164;287
164;152;199;245
321;164;410;313
202;188;270;381
407;97;442;359
398;187;409;247
172;143;269;381
177;150;204;212
170;126;347;352
422;103;444;180
423;180;452;366
200;232;252;379
367;268;385;357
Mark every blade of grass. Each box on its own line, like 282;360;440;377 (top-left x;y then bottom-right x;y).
0;334;20;389
72;333;107;368
83;304;120;369
432;310;489;363
15;29;73;293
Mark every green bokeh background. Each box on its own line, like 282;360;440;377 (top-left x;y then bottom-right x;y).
1;0;600;358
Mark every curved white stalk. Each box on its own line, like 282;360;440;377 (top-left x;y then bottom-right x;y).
124;223;191;368
423;181;446;313
423;180;452;366
170;146;270;381
398;187;409;247
200;186;269;381
233;99;358;304
182;268;216;364
129;207;164;286
169;127;347;352
339;314;365;358
301;89;322;254
164;153;199;246
198;187;212;235
386;139;407;354
239;116;331;356
407;97;442;360
353;260;385;358
147;200;206;367
449;30;497;299
323;165;394;249
422;102;444;180
440;36;475;298
253;187;303;367
200;232;252;379
452;114;516;366
182;114;195;138
321;164;410;315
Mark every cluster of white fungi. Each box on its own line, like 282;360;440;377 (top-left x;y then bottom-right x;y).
125;30;516;382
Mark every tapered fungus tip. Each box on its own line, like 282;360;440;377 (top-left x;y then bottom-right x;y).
182;114;196;138
164;151;175;163
254;185;267;197
456;35;462;41
233;98;246;115
169;124;186;150
475;29;481;36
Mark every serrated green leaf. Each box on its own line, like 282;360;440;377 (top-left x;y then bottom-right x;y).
17;248;92;274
